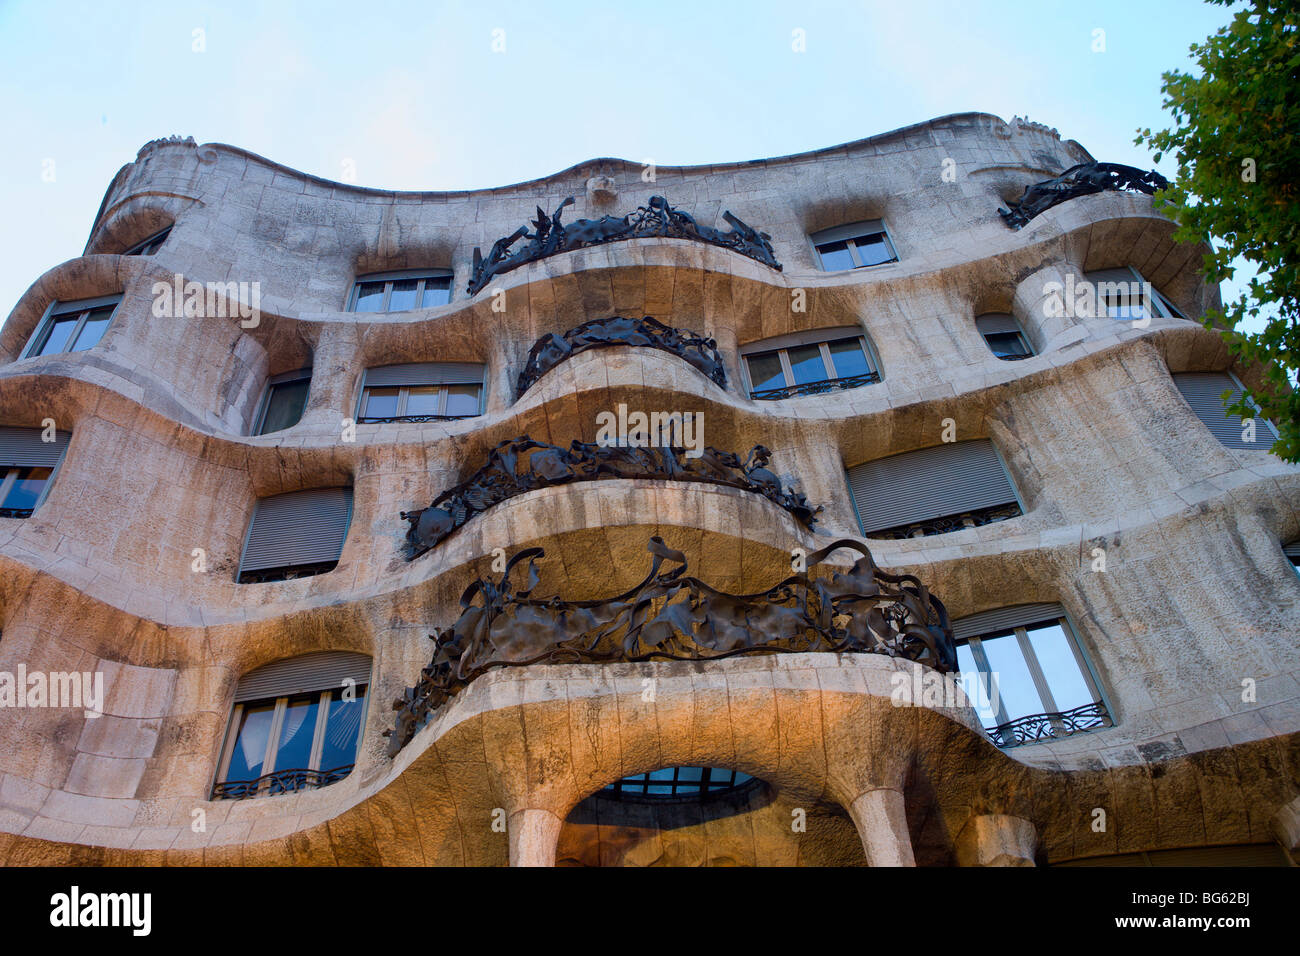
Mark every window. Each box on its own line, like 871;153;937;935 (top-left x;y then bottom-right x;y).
22;295;120;358
254;369;311;435
1083;267;1184;321
740;327;880;400
348;269;453;312
357;362;484;423
1283;541;1299;574
0;426;70;518
810;220;898;271
604;767;755;798
952;603;1111;748
846;439;1022;539
214;651;371;799
122;227;171;256
1172;371;1279;450
976;313;1034;361
237;487;353;583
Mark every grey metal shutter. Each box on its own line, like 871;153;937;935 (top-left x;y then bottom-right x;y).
952;603;1066;641
846;439;1019;534
1283;542;1300;559
0;427;71;468
235;650;372;703
362;362;483;388
1173;372;1277;449
239;487;353;573
1083;267;1138;286
811;220;885;245
975;313;1021;336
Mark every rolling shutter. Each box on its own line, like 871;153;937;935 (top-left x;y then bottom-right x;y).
811;220;885;245
952;603;1066;641
234;650;372;703
0;427;71;468
975;313;1021;336
847;439;1019;535
362;362;483;388
1173;372;1277;449
239;487;353;574
1283;542;1300;560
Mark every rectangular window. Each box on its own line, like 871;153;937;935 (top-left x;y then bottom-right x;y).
23;296;121;358
0;426;71;518
237;487;352;584
348;270;453;312
357;363;485;422
845;438;1021;539
952;603;1111;747
255;370;312;435
122;227;171;256
741;330;880;400
1172;371;1279;450
975;314;1034;361
1084;267;1184;321
811;220;898;271
1285;542;1300;574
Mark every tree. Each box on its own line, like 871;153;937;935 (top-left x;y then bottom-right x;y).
1136;0;1300;460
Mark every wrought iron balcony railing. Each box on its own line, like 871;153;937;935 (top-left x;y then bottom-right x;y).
237;560;339;584
750;371;882;401
0;507;33;519
986;701;1112;748
356;414;477;425
866;502;1022;541
212;764;355;800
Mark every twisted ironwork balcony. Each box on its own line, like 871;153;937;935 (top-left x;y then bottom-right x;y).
986;701;1112;748
212;764;355;800
0;507;33;519
385;535;955;755
357;414;477;425
866;503;1022;541
750;371;882;401
237;560;338;584
998;161;1169;230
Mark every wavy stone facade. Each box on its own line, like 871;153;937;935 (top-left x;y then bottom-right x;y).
1;113;1298;867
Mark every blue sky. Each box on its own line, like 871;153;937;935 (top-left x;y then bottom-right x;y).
0;0;1234;317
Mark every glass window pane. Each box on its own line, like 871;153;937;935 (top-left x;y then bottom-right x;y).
956;643;999;724
403;386;440;417
274;694;320;773
676;766;703;782
815;239;855;271
1;467;52;511
259;378;310;434
421;276;452;307
1026;622;1094;713
444;384;480;417
746;350;786;393
319;686;366;771
852;231;895;266
386;279;418;312
788;343;829;385
353;281;385;312
225;702;275;783
36;315;79;356
362;386;400;420
71;307;114;351
827;337;871;378
979;632;1045;722
984;331;1031;359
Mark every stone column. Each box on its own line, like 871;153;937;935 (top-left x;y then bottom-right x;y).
507;807;565;867
1270;797;1300;863
954;814;1038;867
1011;261;1089;354
845;788;915;867
301;323;362;428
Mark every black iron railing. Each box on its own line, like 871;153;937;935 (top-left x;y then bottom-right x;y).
357;414;476;425
0;507;33;519
987;701;1112;748
866;502;1023;540
237;560;339;584
750;371;882;401
212;764;355;800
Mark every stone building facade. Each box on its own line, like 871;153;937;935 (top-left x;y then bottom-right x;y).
0;113;1297;866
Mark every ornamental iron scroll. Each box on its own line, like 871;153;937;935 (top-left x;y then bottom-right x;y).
516;315;727;398
385;536;955;755
998;162;1170;230
400;438;821;558
468;195;781;295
